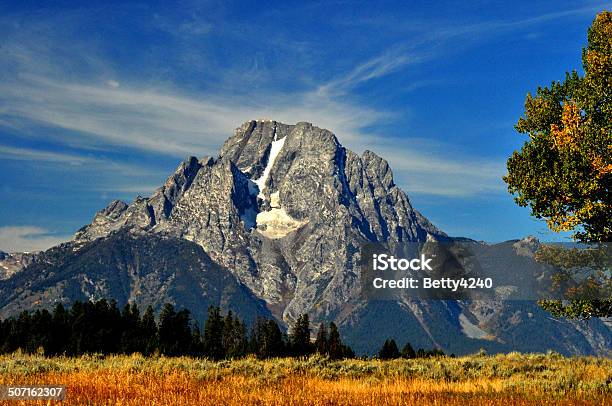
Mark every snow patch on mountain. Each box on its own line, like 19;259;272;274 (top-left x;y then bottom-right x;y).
253;129;286;200
256;192;307;238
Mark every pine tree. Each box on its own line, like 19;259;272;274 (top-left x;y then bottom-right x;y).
120;302;141;354
0;300;361;360
203;306;224;360
378;339;400;360
140;305;158;355
190;322;204;356
48;303;69;356
262;319;285;358
158;303;177;355
289;314;312;357
314;322;328;355
223;315;247;359
341;344;355;359
327;322;343;360
247;323;259;356
222;311;235;357
401;342;416;359
175;309;194;355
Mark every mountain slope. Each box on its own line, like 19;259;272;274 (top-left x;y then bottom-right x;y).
0;230;271;324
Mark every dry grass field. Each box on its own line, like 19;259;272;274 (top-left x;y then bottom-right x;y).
0;352;610;405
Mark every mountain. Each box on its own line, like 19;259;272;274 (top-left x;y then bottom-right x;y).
0;120;609;356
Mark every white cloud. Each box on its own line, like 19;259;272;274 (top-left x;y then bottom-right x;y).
0;144;91;165
316;47;427;96
0;74;512;198
342;137;506;197
0;226;69;252
0;144;167;177
0;74;385;158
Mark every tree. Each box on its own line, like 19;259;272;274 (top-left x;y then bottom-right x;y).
327;322;342;359
341;343;355;359
158;304;192;356
203;306;224;360
221;311;248;359
504;11;612;318
534;244;611;318
0;300;360;360
229;318;248;358
158;303;177;355
314;322;328;355
222;310;235;356
505;11;611;243
248;317;286;359
289;314;313;357
47;303;69;356
261;319;286;358
120;302;141;354
190;322;204;356
378;339;400;360
140;305;158;355
401;342;416;359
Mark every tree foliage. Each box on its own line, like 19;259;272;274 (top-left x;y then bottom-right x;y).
535;244;611;318
378;338;445;360
504;11;611;243
504;11;612;318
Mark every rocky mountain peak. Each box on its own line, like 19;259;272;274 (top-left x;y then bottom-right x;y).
69;119;444;321
362;150;395;189
71;119;444;255
2;119;610;357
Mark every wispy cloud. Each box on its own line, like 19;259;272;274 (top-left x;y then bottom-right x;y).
345;136;506;197
316;47;428;96
318;3;610;96
0;145;92;165
0;74;385;158
0;226;69;252
0;143;168;177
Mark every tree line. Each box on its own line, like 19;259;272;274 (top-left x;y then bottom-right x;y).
377;339;449;360
0;300;446;359
0;300;355;359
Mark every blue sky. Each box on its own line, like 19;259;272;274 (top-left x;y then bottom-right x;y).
0;1;609;251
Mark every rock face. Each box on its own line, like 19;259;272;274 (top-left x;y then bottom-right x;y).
0;120;610;356
0;252;37;280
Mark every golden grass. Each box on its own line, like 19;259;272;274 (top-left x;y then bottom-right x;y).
0;352;610;405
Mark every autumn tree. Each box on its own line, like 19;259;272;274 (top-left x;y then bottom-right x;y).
504;11;611;318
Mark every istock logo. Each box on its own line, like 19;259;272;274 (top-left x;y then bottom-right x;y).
372;254;434;271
